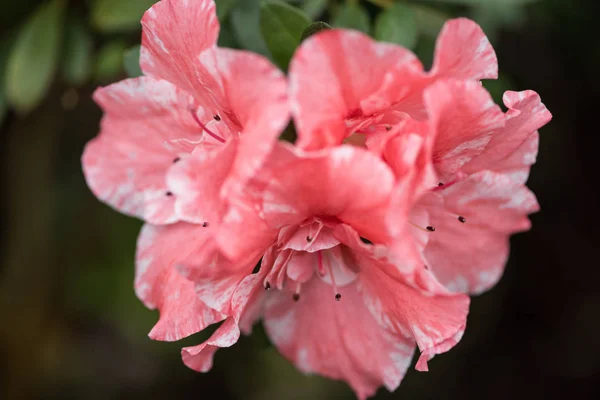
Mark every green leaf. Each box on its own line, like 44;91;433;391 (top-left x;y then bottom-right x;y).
231;0;270;56
409;4;449;39
6;0;66;114
375;3;418;49
0;36;15;125
302;0;328;19
94;41;128;82
414;0;540;4
91;0;155;32
260;0;311;70
61;17;93;85
215;0;239;20
123;45;143;78
301;21;332;42
332;3;371;34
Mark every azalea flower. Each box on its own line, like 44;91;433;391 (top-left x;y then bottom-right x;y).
288;19;552;294
82;0;288;224
82;0;288;342
149;143;470;399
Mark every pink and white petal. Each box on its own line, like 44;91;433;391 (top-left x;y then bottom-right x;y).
263;279;415;400
182;317;240;373
166;140;236;224
261;144;395;243
463;90;552;182
213;48;289;196
423;170;539;294
216;197;278;263
135;223;225;341
430;18;498;80
182;269;268;372
424;79;505;181
286;251;317;284
289;29;422;150
140;0;219;97
357;256;469;372
83;78;201;223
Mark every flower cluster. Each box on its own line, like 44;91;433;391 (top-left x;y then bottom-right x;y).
82;0;551;398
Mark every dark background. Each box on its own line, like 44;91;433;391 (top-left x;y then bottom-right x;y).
1;0;599;398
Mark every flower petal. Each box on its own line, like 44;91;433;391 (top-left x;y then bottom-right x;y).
211;48;289;196
424;79;505;181
140;0;219;96
431;18;498;80
263;279;415;400
357;255;469;372
135;223;225;341
289;29;422;150
182;270;267;371
423;170;539;294
166;140;236;224
260;144;395;244
82;77;202;224
462;90;552;183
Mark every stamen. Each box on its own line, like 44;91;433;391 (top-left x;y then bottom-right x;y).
410;222;436;233
213;114;221;121
264;281;271;290
385;124;392;131
166;191;173;197
317;250;326;276
424;265;429;270
306;236;312;242
458;216;466;223
173;157;181;163
202;222;209;228
292;283;302;302
321;251;341;301
189;109;226;143
438;182;444;187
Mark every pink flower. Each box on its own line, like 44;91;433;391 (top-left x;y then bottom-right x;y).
377;81;551;294
153;143;470;399
289;18;497;150
288;18;551;294
82;0;288;347
82;0;288;224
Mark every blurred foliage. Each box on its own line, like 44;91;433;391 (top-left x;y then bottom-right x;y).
0;0;545;116
4;0;594;399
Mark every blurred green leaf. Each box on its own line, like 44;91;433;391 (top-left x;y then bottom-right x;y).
302;0;328;19
410;4;449;38
260;0;310;70
61;18;93;85
123;45;143;77
218;21;239;48
332;3;371;34
231;0;270;56
91;0;155;32
415;0;540;4
6;0;66;114
375;3;418;49
215;0;239;20
301;21;332;42
94;40;127;81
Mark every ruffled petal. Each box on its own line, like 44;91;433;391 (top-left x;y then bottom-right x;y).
289;29;422;150
424;79;505;181
182;270;267;371
135;223;225;341
263;278;415;400
357;255;469;372
423;170;539;294
431;18;498;80
260;144;395;244
82;77;202;224
140;0;219;96
166;140;236;224
462;90;552;183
